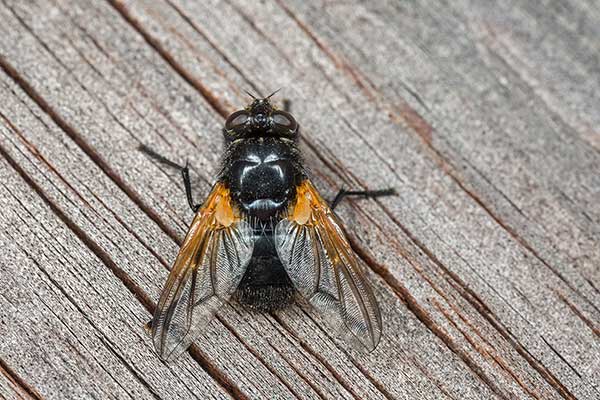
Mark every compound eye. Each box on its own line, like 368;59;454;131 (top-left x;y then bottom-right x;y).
271;111;298;135
225;110;250;131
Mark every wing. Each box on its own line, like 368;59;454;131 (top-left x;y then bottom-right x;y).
151;182;253;361
274;180;382;350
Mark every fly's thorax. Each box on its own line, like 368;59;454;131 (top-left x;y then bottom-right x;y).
219;137;305;221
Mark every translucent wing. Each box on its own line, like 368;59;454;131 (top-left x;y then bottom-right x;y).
275;180;382;350
151;183;253;361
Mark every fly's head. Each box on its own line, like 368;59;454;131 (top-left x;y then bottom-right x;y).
223;90;298;141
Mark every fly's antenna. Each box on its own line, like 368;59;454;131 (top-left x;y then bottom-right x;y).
244;89;259;100
266;88;281;100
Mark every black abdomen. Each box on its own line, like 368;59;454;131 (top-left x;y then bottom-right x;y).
234;229;295;311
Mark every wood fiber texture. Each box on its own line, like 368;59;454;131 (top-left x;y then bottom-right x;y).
0;0;598;399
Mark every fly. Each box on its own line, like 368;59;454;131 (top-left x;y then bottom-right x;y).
141;92;395;361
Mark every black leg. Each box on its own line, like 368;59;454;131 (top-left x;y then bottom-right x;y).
138;144;182;169
180;161;200;212
139;144;200;212
330;187;396;210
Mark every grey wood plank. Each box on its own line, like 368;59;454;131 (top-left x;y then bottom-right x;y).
0;0;495;398
0;0;597;399
0;376;20;400
458;0;600;152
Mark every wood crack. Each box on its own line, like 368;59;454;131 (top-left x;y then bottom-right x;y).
0;357;44;400
262;311;379;399
269;345;328;400
433;300;544;399
107;0;229;118
0;110;93;211
271;314;364;400
0;55;181;244
556;290;600;337
348;238;510;400
164;0;264;96
411;357;456;400
216;317;301;400
361;204;578;400
273;0;377;100
221;0;296;67
296;309;400;400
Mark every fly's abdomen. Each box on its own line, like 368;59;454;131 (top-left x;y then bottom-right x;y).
233;231;295;311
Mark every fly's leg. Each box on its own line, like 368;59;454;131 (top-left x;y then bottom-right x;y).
138;144;182;169
139;144;201;212
180;161;200;212
283;99;291;113
330;187;396;210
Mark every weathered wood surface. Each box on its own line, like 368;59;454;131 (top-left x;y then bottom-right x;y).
0;0;598;398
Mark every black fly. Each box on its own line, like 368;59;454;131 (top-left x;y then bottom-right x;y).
141;93;395;361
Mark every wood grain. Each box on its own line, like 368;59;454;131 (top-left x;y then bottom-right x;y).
0;0;598;399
